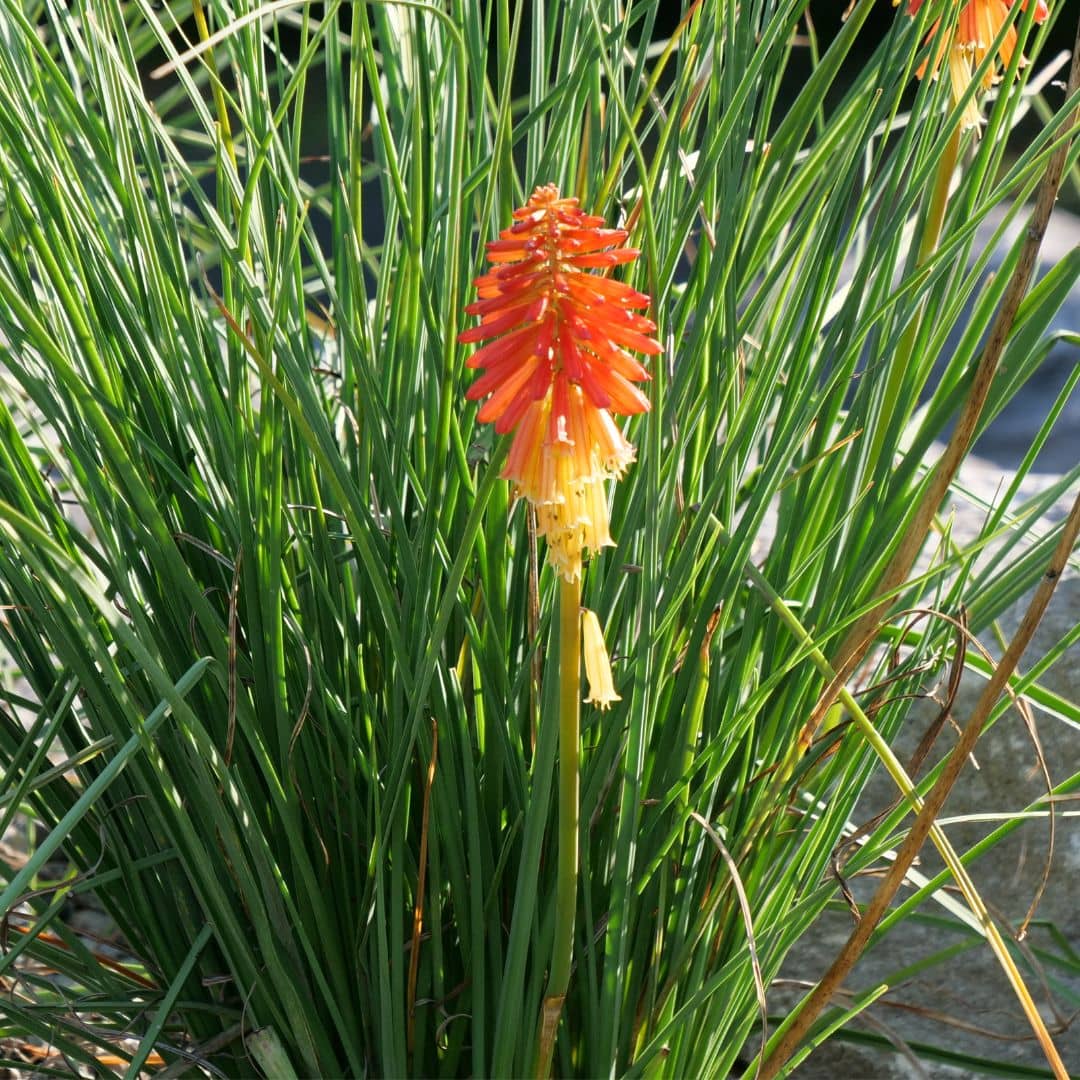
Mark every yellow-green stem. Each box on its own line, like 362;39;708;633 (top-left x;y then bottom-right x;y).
191;0;242;194
535;574;582;1078
864;124;961;479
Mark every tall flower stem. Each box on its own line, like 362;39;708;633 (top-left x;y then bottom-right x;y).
802;18;1080;753
535;573;582;1078
459;186;658;1073
864;123;961;480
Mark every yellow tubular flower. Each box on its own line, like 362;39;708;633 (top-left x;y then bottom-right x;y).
581;608;621;709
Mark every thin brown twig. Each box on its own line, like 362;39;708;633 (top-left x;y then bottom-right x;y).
1014;693;1055;940
689;813;768;1080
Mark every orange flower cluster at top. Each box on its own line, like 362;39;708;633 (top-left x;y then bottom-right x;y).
460;185;661;581
908;0;1049;129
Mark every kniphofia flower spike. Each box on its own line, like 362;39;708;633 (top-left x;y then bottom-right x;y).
907;0;1050;130
461;186;659;1072
460;184;660;582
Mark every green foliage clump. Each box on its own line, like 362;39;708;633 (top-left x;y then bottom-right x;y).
0;0;1077;1075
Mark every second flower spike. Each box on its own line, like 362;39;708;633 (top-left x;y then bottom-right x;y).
907;0;1050;130
460;184;661;581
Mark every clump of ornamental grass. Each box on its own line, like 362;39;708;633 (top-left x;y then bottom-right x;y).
0;1;1078;1077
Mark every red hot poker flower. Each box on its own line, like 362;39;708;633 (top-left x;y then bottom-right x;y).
907;0;1050;129
460;184;661;581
